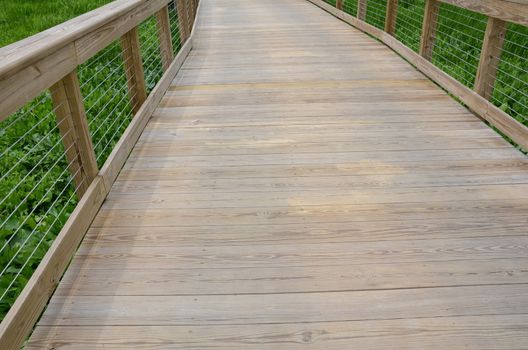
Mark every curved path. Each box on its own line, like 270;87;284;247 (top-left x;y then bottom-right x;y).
28;0;528;348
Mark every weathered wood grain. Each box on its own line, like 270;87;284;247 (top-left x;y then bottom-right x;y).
27;0;528;348
120;27;148;113
474;17;507;99
49;71;98;197
37;284;528;326
26;315;528;350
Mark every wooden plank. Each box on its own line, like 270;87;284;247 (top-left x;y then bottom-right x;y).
92;200;528;227
358;0;368;20
420;0;440;60
155;5;174;71
385;0;399;35
120;27;148;113
474;17;507;100
81;215;528;247
71;235;528;269
336;0;344;10
0;177;106;350
38;285;528;326
26;315;528;350
49;71;98;197
117;159;528;182
56;257;528;296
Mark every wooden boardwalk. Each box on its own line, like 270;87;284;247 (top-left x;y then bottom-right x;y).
27;0;528;348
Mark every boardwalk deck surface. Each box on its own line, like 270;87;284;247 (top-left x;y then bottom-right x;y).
27;0;528;348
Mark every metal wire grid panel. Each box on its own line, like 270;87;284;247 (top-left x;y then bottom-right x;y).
169;2;184;54
140;16;165;93
430;3;487;88
492;24;528;127
394;0;424;53
365;0;387;30
0;94;79;319
343;0;358;17
79;41;134;167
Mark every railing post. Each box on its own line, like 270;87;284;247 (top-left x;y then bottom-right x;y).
189;0;196;26
336;0;344;11
185;0;194;37
385;0;399;35
156;5;174;71
50;71;98;198
419;0;440;60
176;0;190;42
474;17;507;100
120;27;148;114
357;0;367;21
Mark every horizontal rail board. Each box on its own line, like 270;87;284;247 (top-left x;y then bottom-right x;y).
438;0;528;26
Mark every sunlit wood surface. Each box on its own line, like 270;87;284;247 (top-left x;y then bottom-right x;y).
27;0;528;348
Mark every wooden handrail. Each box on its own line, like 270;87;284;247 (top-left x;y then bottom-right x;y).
310;0;528;151
438;0;528;25
0;0;170;121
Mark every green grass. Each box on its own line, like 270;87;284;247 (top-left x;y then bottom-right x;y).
0;0;114;47
0;1;182;321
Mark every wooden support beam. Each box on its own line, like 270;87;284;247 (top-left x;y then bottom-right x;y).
185;0;194;38
50;71;98;198
336;0;344;10
474;17;507;100
156;5;174;71
357;0;367;20
419;0;440;60
385;0;399;35
176;0;190;43
120;27;148;113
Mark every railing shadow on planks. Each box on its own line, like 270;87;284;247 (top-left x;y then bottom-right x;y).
0;0;527;348
0;0;199;348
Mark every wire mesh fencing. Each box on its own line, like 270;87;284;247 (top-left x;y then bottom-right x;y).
0;93;79;319
394;0;424;52
79;41;135;166
365;0;387;29
139;16;165;93
430;3;487;88
343;0;358;17
169;2;184;54
491;24;528;127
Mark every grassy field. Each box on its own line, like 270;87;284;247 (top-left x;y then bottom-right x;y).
0;0;114;47
0;0;526;323
0;0;181;320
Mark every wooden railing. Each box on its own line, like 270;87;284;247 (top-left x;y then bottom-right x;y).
309;0;528;151
0;0;200;348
